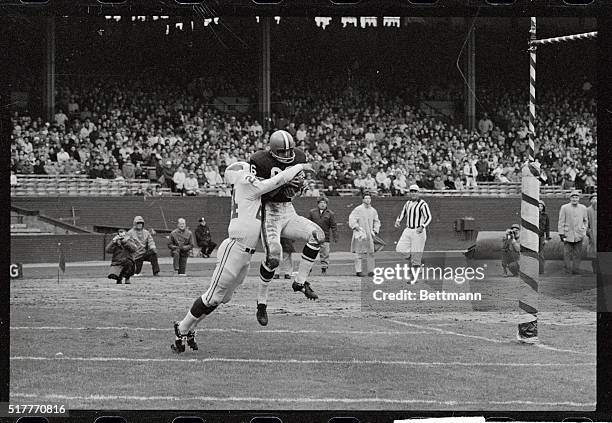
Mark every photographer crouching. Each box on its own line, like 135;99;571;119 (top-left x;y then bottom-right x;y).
106;229;138;284
502;223;521;277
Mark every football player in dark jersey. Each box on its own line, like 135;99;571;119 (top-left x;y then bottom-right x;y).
249;130;325;326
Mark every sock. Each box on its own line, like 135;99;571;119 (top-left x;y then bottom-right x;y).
257;279;270;305
259;262;275;282
257;262;275;305
295;243;320;284
178;311;198;334
180;296;217;332
355;256;362;273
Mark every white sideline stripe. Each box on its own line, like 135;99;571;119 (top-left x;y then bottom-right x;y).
10;326;431;335
10;393;596;408
388;319;596;356
10;356;594;367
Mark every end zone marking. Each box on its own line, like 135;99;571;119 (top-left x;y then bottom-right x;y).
10;356;595;367
10;393;596;408
388;319;595;356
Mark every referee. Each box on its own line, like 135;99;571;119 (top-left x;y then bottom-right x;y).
394;184;432;267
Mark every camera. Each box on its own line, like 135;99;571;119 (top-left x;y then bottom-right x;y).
506;229;515;239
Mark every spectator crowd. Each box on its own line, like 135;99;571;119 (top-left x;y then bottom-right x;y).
10;74;596;196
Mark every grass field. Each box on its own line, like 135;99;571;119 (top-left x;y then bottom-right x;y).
10;253;596;411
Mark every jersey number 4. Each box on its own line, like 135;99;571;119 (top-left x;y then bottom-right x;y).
231;189;262;220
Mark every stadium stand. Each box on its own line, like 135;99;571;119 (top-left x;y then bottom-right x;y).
10;74;596;198
9;19;596;198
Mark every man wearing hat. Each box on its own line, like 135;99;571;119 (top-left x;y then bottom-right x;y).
349;192;381;276
394;184;432;267
105;228;138;284
558;190;589;274
127;215;160;277
195;217;216;258
586;193;597;273
308;196;338;275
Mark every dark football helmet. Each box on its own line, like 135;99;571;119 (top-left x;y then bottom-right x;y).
269;130;296;164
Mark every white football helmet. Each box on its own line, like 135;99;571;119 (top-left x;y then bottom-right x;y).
224;161;250;185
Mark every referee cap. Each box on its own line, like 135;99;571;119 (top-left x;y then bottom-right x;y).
569;190;581;198
409;184;420;192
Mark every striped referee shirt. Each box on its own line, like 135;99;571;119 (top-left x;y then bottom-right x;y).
396;199;432;229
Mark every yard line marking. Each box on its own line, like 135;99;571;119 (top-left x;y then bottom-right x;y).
10;326;432;335
10;356;595;367
11;297;196;303
388;319;595;356
10;393;595;408
432;321;596;327
533;343;595;355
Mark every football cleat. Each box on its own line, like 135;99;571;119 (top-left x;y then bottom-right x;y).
256;303;269;326
292;280;318;300
269;130;296;164
171;321;186;354
171;339;185;353
186;331;198;350
517;321;538;344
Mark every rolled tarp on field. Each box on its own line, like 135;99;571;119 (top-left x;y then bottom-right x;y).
468;231;592;260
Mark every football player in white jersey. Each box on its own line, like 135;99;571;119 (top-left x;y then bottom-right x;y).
171;160;311;353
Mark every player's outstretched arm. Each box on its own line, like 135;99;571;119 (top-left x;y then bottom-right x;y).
251;163;312;197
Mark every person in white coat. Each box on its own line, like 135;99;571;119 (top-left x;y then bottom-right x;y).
349;193;381;277
558;190;589;274
395;184;432;267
